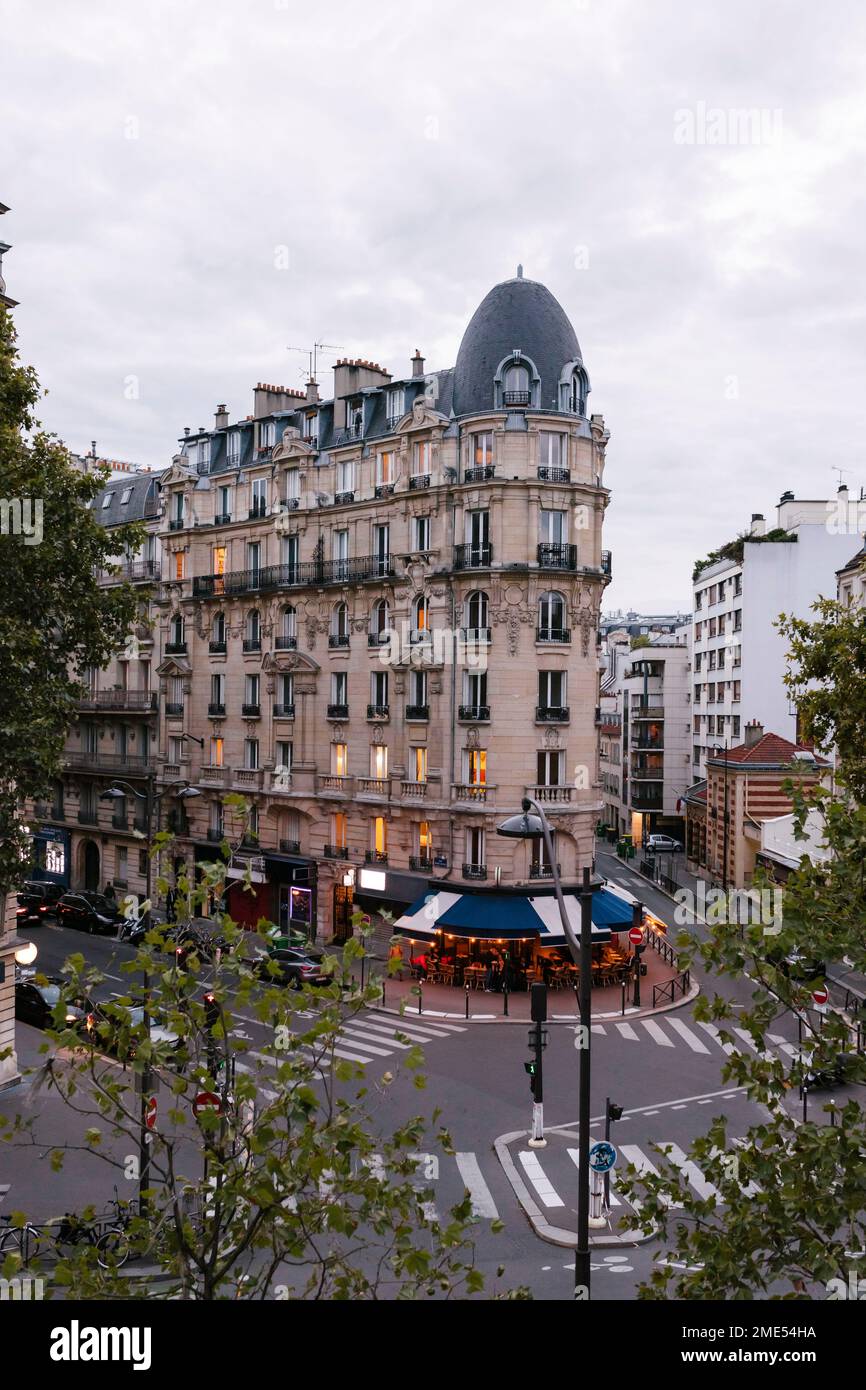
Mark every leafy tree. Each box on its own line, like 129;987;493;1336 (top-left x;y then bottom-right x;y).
0;306;142;895
0;851;515;1300
618;601;866;1298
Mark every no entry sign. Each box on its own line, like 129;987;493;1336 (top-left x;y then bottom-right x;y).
145;1096;157;1131
193;1090;222;1118
812;987;829;1013
629;926;644;946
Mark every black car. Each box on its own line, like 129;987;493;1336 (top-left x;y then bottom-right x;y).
258;945;329;989
83;999;181;1059
15;975;94;1031
16;881;64;925
802;1052;860;1090
56;892;121;935
767;947;828;982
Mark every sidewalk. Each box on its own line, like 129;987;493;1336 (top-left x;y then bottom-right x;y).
367;948;698;1024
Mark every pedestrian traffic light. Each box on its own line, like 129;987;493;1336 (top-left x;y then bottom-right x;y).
607;1100;623;1122
524;1059;538;1097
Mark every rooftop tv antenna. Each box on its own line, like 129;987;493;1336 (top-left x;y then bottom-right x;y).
286;341;343;384
832;465;852;487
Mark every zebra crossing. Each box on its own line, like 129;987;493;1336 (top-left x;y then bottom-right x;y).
235;1012;467;1097
516;1135;751;1213
592;1014;801;1063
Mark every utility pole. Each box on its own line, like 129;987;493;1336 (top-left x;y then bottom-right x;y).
526;983;548;1146
603;1098;624;1208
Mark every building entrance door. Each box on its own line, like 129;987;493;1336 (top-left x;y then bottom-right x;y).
332;884;354;943
83;841;100;892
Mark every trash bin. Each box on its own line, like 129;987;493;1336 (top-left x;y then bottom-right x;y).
627;845;636;860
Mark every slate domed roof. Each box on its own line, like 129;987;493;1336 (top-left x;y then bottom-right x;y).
452;270;583;416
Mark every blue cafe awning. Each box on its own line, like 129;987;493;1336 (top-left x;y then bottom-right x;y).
392;887;633;946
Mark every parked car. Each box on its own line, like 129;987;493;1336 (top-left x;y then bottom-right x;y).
83;998;181;1059
645;834;682;854
258;945;330;990
767;947;827;982
56;892;121;935
16;881;64;925
802;1052;860;1090
15;975;94;1031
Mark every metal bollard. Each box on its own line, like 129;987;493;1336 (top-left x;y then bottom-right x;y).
502;985;509;1017
621;982;626;1016
465;983;470;1019
418;984;423;1015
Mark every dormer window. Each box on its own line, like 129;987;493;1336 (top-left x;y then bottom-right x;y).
558;360;591;416
120;486;133;505
101;493;113;509
386;388;404;426
227;431;241;467
259;421;276;451
494;352;540;409
504;362;531;405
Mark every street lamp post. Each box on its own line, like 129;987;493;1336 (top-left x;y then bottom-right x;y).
100;777;200;1218
711;741;730;894
497;796;601;1300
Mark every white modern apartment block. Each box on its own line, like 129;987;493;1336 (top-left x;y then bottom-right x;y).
691;487;864;779
598;625;690;842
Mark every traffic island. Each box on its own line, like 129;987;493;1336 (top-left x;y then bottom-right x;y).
494;1125;656;1249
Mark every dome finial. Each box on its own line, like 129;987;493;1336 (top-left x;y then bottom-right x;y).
516;263;524;279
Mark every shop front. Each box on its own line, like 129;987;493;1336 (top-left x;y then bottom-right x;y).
392;886;636;991
28;825;71;889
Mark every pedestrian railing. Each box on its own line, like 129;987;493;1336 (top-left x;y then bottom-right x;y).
645;930;679;969
652;969;691;1008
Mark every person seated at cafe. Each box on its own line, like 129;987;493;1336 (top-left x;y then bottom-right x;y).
411;950;428;979
484;949;502;992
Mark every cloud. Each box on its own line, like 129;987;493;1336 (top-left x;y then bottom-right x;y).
2;0;866;609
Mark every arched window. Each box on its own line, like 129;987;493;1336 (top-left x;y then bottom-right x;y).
332;601;349;638
538;591;567;640
281;605;296;637
213;612;226;643
504;362;530;404
570;369;587;416
169;613;184;646
246;609;260;641
372;598;390;640
413;595;429;635
464;590;489;632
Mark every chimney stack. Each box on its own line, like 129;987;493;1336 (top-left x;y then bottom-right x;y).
412;349;425;378
749;512;766;537
305;378;320;404
744;720;764;748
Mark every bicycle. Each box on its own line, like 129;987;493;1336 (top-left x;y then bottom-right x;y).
0;1214;47;1264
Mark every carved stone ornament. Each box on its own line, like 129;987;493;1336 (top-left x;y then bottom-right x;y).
466;726;480;749
543;725;561;748
371;728;385;747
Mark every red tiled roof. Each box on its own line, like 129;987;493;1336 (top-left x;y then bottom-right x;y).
708;733;830;767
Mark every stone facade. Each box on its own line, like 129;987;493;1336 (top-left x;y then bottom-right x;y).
153;274;613;939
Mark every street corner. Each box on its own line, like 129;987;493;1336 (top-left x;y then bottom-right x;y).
494;1129;655;1250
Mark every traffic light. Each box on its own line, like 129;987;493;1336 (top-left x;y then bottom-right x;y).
530;982;547;1023
524;1059;538;1096
202;992;220;1032
607;1100;623;1122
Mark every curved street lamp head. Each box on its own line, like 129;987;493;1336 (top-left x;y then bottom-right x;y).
176;786;202;800
496;812;545;840
100;786;126;800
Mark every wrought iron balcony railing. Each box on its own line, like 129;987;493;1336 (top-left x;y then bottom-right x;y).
536;627;570;643
537;542;577;570
453;543;492;570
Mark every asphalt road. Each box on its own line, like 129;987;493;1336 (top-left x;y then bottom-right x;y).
2;857;842;1302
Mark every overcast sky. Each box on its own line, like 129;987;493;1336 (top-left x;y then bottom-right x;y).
4;0;866;610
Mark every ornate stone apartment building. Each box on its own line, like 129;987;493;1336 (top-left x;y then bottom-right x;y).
152;271;613;940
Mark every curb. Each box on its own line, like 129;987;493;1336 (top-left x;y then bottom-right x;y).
493;1130;656;1249
369;978;700;1026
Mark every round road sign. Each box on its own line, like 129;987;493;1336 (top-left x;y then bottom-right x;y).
588;1140;618;1174
193;1090;222;1118
629;926;644;946
145;1096;157;1131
